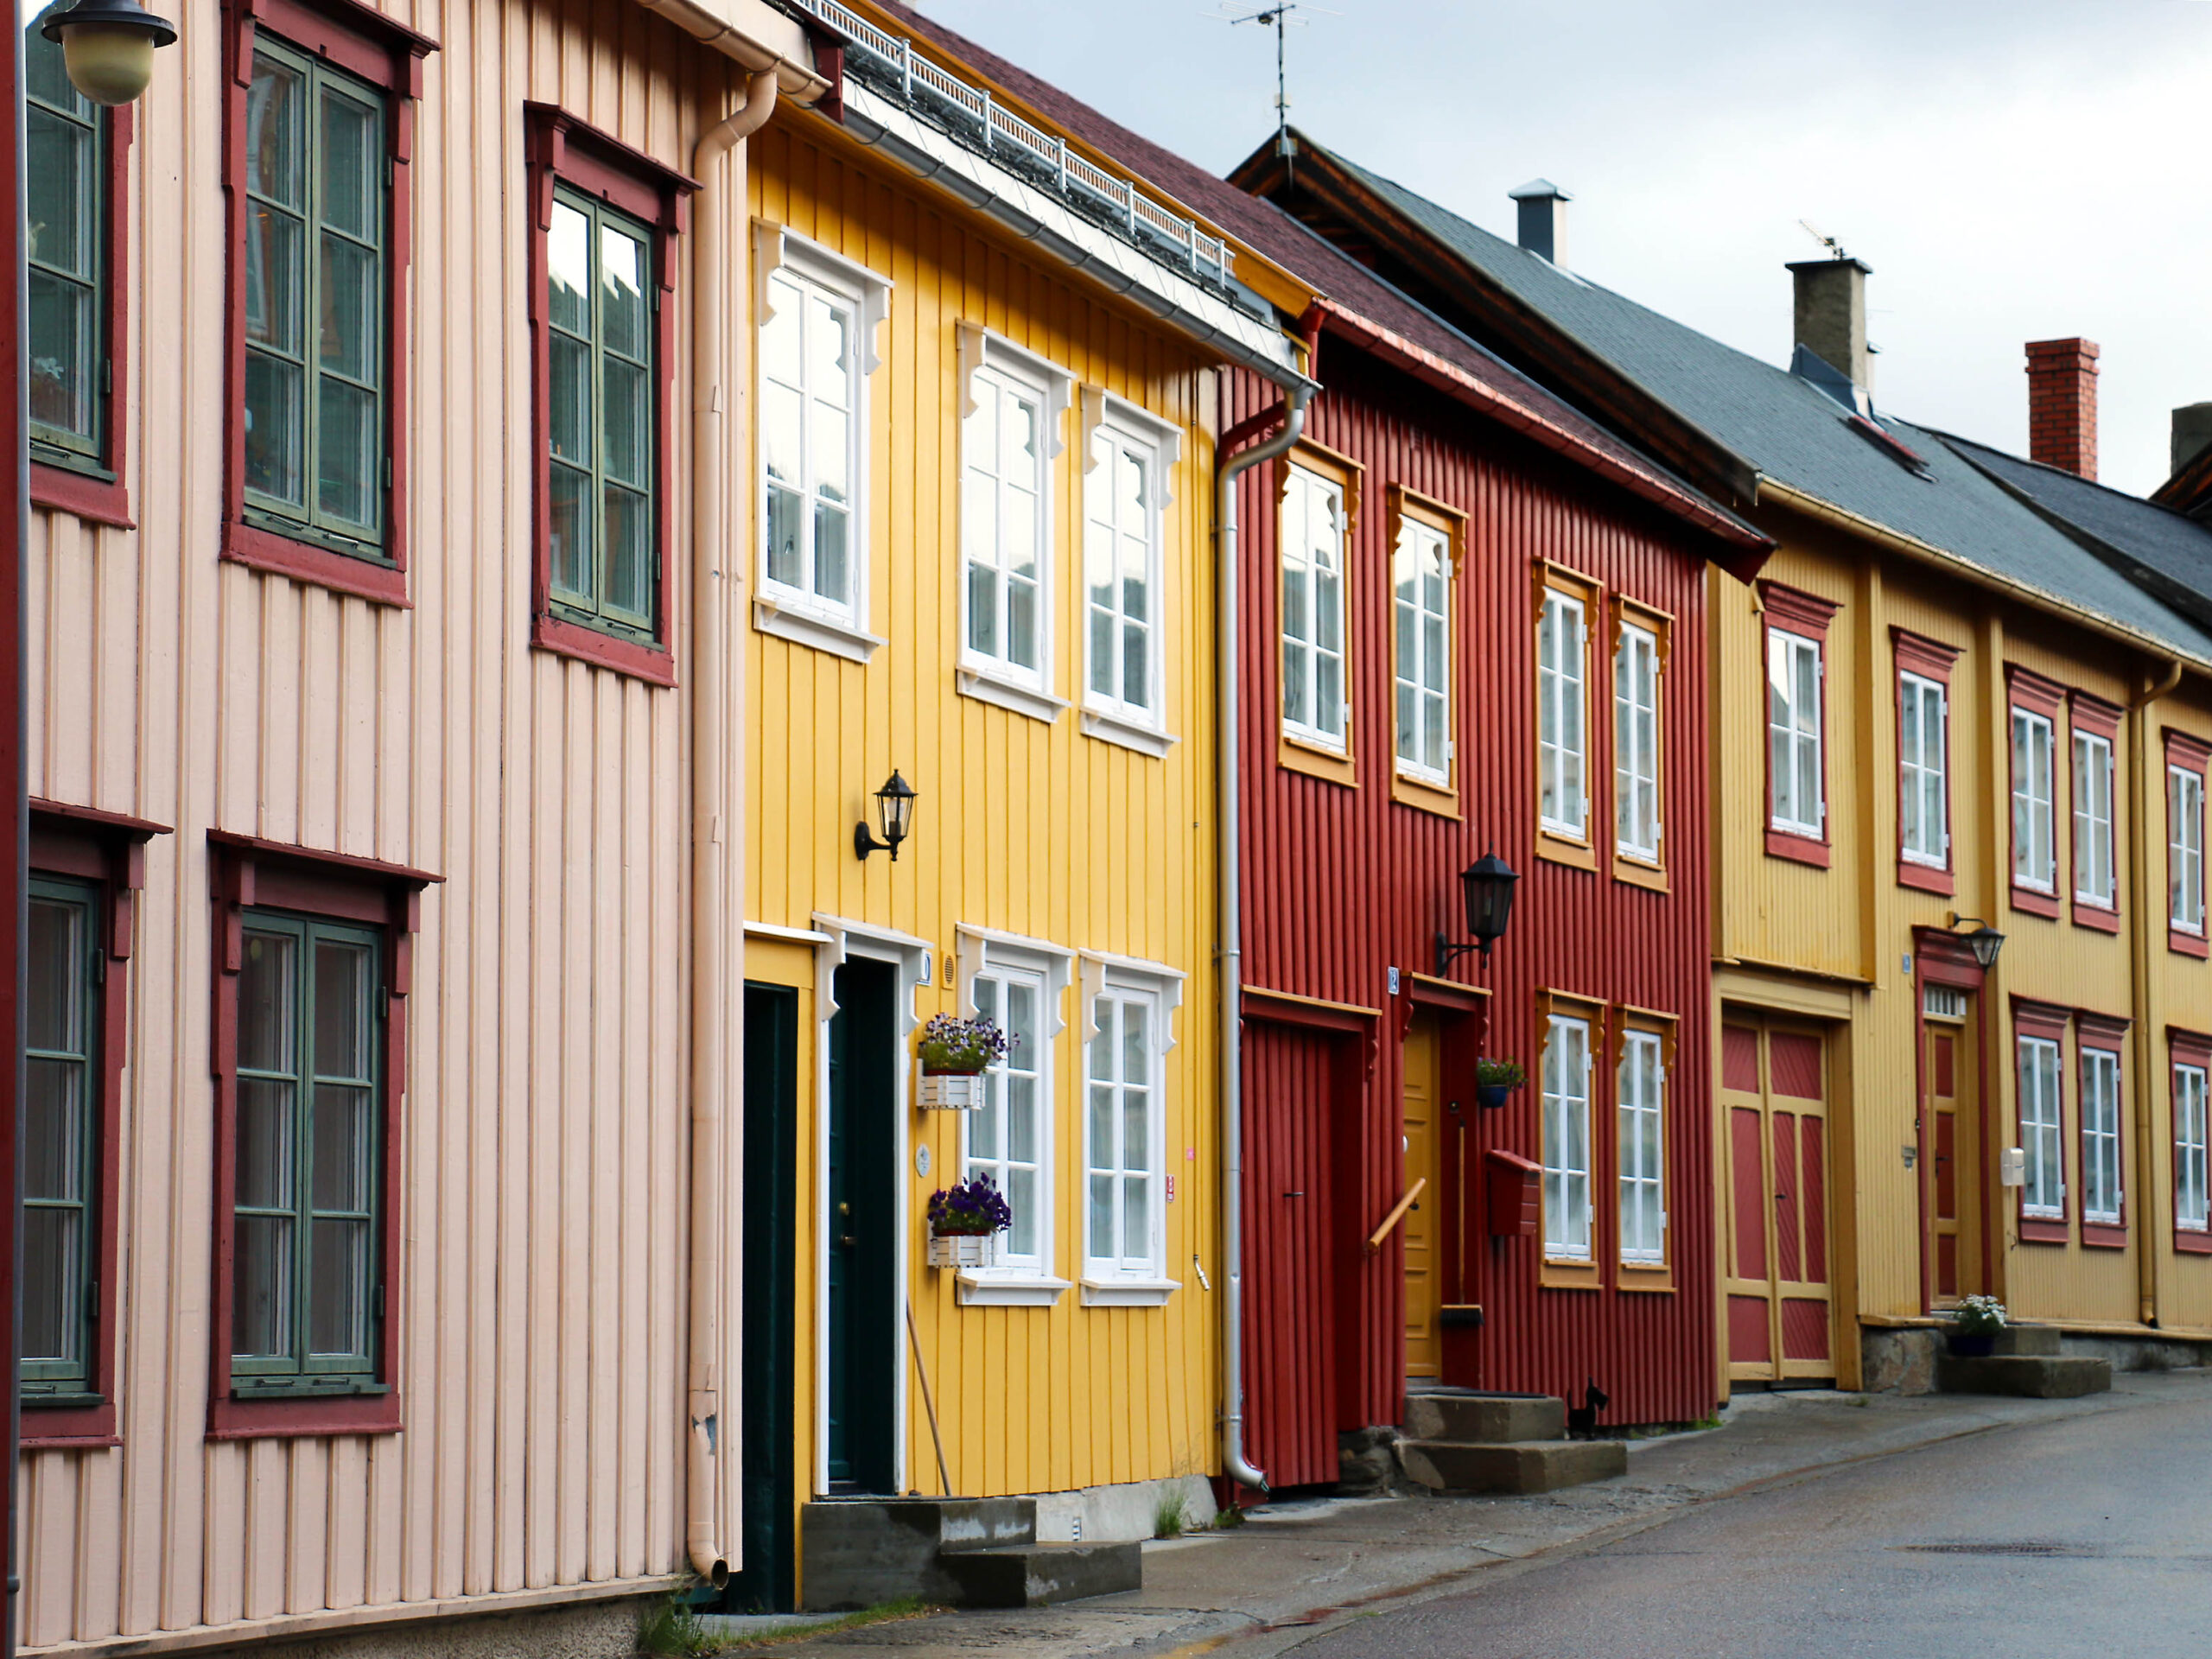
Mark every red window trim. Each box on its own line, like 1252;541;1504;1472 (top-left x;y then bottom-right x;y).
1760;588;1834;866
2060;690;2121;932
524;104;693;686
2173;1028;2212;1253
2075;1012;2130;1247
22;803;169;1446
219;0;435;609
29;101;136;529
206;830;439;1439
2012;995;2072;1243
2002;665;2066;920
1758;581;1838;639
1892;628;1959;897
2165;730;2210;957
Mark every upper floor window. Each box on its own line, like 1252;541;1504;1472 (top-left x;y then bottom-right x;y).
955;328;1069;718
1617;1028;1666;1264
2073;728;2116;909
2171;762;2205;937
2017;1033;2064;1220
1394;512;1452;786
1080;391;1178;748
1281;462;1348;753
23;876;100;1399
1537;588;1587;839
2177;1059;2209;1235
761;265;858;619
2012;709;2057;893
1767;629;1823;840
1540;1013;1592;1261
2079;1046;2123;1228
25;18;105;468
1899;671;1948;868
1615;619;1660;861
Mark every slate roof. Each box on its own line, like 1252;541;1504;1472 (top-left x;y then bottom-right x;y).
1299;136;2212;662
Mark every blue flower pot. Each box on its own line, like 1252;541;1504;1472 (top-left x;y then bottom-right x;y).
1476;1083;1517;1109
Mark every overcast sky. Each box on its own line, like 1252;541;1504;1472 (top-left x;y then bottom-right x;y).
916;0;2212;497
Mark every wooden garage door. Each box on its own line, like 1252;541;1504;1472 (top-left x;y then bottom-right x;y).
1722;1020;1834;1383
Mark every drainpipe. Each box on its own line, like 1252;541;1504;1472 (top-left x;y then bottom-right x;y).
2127;658;2183;1330
686;66;778;1592
1217;350;1315;1493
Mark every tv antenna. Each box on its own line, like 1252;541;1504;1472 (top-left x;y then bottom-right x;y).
1217;3;1337;188
1798;219;1852;262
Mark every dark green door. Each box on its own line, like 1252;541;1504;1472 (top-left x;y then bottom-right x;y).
825;957;898;1493
731;983;798;1612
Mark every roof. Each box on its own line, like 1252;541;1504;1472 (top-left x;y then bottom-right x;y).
842;3;1765;556
1274;131;2212;664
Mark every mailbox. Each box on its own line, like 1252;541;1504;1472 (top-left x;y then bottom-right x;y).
1484;1148;1541;1236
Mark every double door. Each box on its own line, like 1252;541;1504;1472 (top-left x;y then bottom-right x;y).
1721;1017;1834;1383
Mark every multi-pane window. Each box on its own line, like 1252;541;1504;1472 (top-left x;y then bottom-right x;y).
1615;621;1660;861
242;38;388;557
1084;423;1161;724
1618;1030;1665;1263
23;877;99;1395
1899;672;1948;867
1281;464;1347;749
1767;629;1823;837
1537;591;1587;837
2018;1035;2063;1219
546;188;656;639
25;20;104;466
2012;710;2056;892
964;968;1046;1271
760;266;858;618
232;912;383;1390
1394;515;1451;784
2073;731;2115;907
2171;765;2205;934
2080;1048;2123;1226
1085;990;1160;1278
963;365;1048;686
2177;1064;2209;1233
1541;1014;1592;1260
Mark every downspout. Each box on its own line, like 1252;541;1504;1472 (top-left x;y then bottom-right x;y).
1217;332;1317;1493
686;66;778;1591
2127;658;2183;1330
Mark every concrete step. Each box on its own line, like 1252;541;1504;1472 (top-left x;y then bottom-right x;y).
799;1497;1037;1610
1397;1437;1627;1495
1991;1325;2062;1357
1402;1390;1565;1445
1937;1353;2111;1399
937;1541;1143;1608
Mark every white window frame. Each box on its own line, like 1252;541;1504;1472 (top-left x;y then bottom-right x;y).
2018;1034;2064;1220
1077;388;1180;757
1898;671;1948;868
956;324;1071;724
1280;462;1349;753
751;221;890;664
2080;1046;2123;1226
1767;627;1825;838
1077;950;1184;1306
2176;1061;2209;1234
1541;1014;1592;1261
1394;513;1452;787
1614;619;1661;861
952;925;1073;1306
2171;764;2205;935
2073;729;2116;908
1537;589;1589;840
2012;709;2056;893
1617;1029;1666;1264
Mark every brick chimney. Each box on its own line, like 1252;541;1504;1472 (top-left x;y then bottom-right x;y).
2024;337;2100;480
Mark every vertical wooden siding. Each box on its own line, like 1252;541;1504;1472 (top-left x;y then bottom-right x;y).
19;0;762;1643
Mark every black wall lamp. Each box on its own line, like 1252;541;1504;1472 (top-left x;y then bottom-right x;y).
1948;913;2006;969
1435;852;1519;976
855;770;917;861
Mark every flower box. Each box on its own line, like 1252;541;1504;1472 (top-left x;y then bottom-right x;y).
927;1232;1000;1270
918;1071;988;1111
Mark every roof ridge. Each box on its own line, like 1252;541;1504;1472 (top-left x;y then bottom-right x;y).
1928;427;2203;520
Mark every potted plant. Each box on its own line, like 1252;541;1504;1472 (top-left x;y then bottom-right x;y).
926;1174;1013;1269
1947;1293;2006;1357
1475;1058;1525;1109
915;1013;1010;1110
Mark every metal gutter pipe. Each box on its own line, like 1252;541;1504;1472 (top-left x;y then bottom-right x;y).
684;66;779;1592
1216;372;1313;1494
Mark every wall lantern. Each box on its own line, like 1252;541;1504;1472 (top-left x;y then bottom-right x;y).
1948;913;2006;970
1434;852;1519;976
41;0;177;105
854;770;916;862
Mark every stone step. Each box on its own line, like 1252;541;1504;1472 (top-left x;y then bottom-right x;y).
1402;1390;1566;1446
1397;1437;1627;1495
1991;1324;2063;1357
799;1497;1037;1610
937;1541;1143;1608
1937;1353;2111;1399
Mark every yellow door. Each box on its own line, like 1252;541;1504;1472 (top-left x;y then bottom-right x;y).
1402;1014;1441;1379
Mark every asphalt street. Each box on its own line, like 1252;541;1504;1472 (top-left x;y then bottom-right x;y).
1283;1383;2212;1658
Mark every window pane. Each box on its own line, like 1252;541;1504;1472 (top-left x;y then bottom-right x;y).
237;1079;296;1211
550;463;594;601
316;377;378;530
1090;1173;1113;1261
239;931;296;1072
548;200;591;337
308;1217;370;1357
606;486;652;619
247;55;305;208
812;504;848;605
317;87;377;241
314;941;370;1077
1122;1175;1147;1262
233;1216;293;1358
600;221;648;362
245;351;305;505
312;1083;373;1212
602;357;649;488
318;233;377;384
1006;1165;1035;1259
27;269;94;442
22;1206;80;1364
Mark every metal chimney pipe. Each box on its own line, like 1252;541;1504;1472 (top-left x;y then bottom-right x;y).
1508;179;1570;268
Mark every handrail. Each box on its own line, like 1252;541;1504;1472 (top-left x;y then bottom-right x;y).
1364;1177;1428;1255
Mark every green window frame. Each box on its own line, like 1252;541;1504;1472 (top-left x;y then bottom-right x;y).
23;875;101;1399
241;35;390;561
230;909;385;1395
545;184;658;643
24;17;105;469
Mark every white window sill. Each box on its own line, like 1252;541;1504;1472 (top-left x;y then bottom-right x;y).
753;594;883;664
1078;1275;1179;1307
957;1273;1071;1307
1397;764;1451;790
2074;894;2115;911
2021;1208;2064;1222
1617;844;1662;865
1770;820;1823;838
1081;705;1175;758
958;666;1067;725
1903;853;1948;869
1284;726;1348;757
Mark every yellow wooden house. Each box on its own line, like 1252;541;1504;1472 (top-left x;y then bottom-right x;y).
731;0;1315;1610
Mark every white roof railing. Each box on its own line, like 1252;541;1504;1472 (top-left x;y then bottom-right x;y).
782;0;1236;289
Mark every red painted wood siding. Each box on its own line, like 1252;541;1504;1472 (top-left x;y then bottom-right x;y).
1231;343;1722;1440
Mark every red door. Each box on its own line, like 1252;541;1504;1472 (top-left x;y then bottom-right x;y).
1722;1019;1834;1385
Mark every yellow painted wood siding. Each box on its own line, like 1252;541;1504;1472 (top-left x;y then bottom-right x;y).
744;117;1224;1510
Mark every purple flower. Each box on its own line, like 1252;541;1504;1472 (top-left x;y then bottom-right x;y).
928;1173;1014;1236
